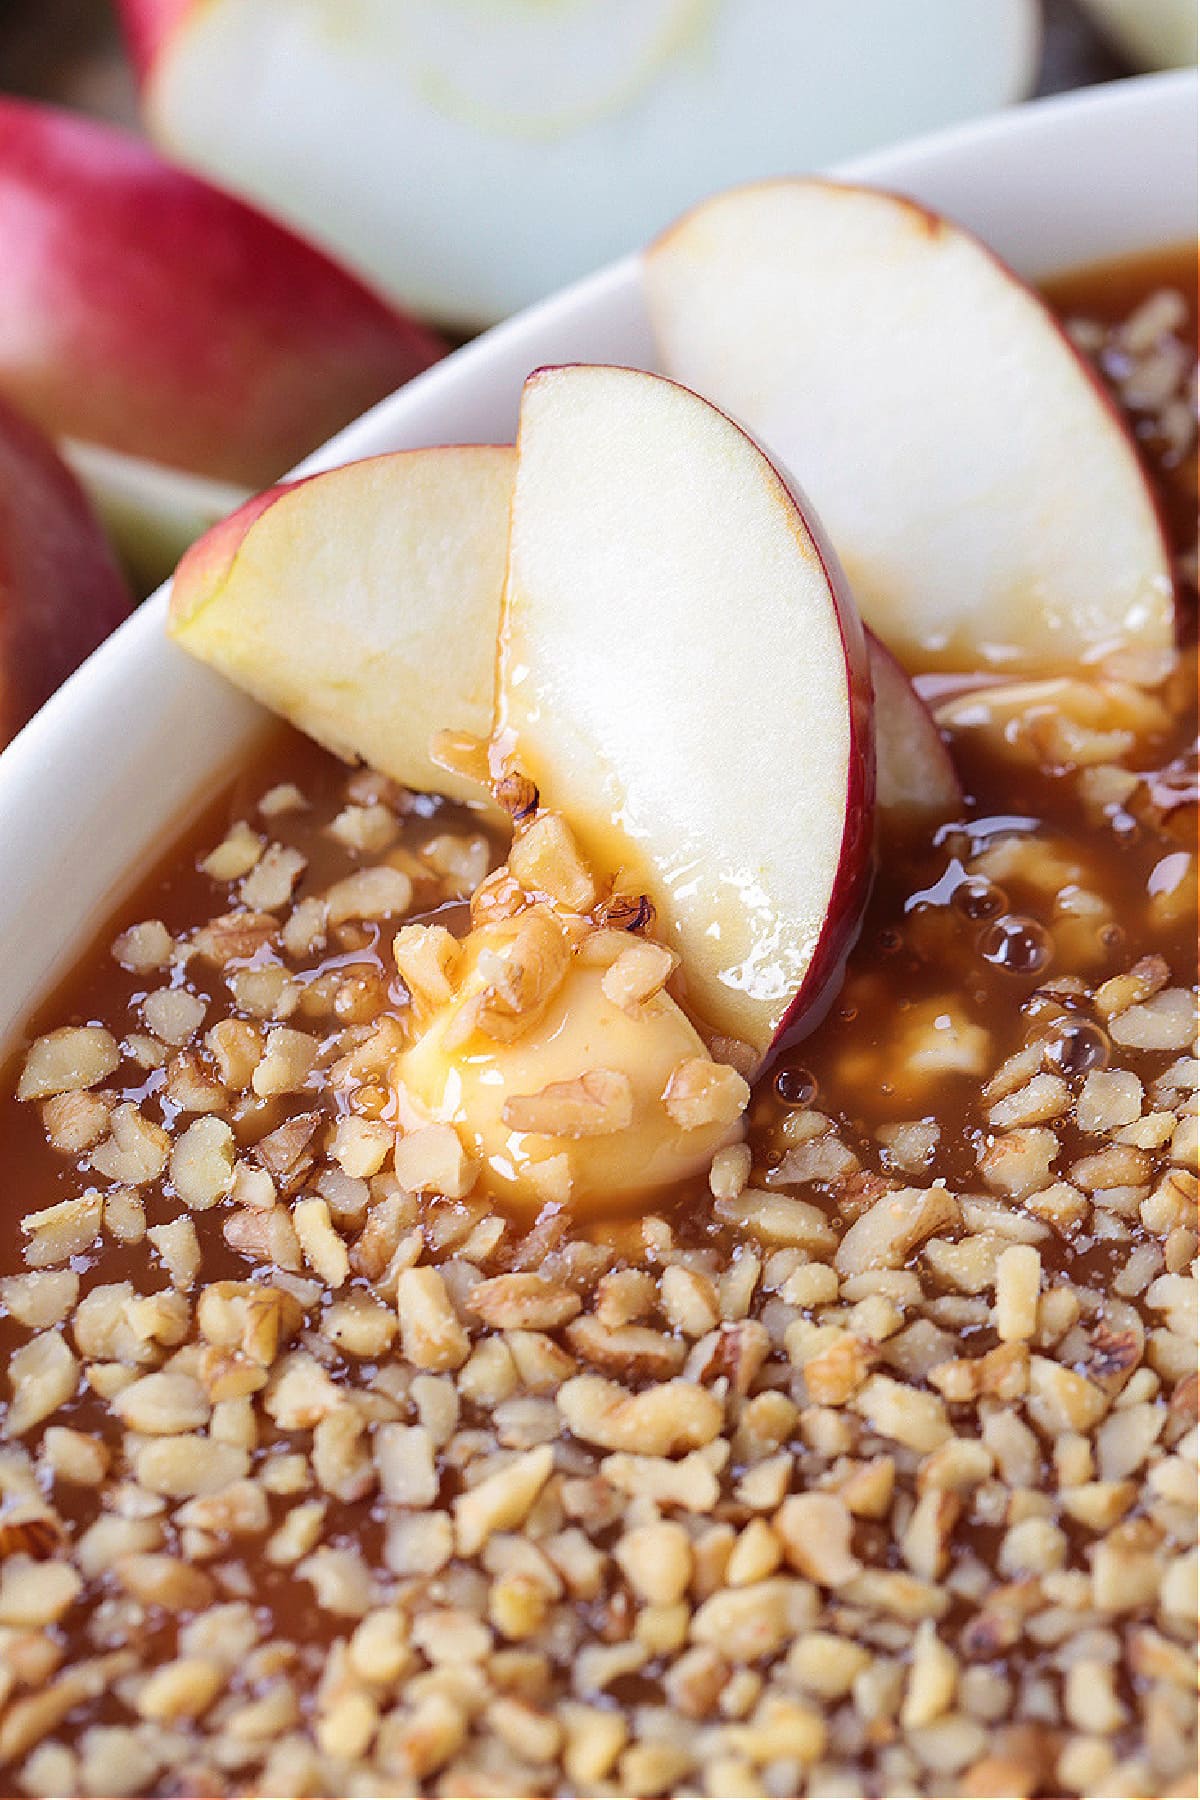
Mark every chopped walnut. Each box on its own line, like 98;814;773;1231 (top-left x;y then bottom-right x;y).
394;1123;478;1199
835;1183;959;1275
393;922;462;1015
40;1087;113;1152
558;1374;723;1455
454;1446;555;1555
663;1057;750;1130
189;910;278;965
979;1127;1059;1198
854;1374;952;1452
569;1313;686;1381
293;1196;350;1288
601;938;678;1012
775;1493;861;1587
17;1026;120;1101
396;1266;471;1371
6;1332;79;1436
252;1026;319;1097
468;1274;582;1331
451;907;571;1046
994;1243;1042;1341
503;1068;634;1137
169;1116;235;1209
1;1268;78;1328
325;865;413;924
508;812;596;911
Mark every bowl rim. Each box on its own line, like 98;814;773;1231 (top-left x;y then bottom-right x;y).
1;68;1195;1045
292;66;1198;484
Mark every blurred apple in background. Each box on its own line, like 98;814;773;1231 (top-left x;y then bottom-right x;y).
0;394;132;744
0;97;445;588
118;0;1037;329
1076;0;1197;69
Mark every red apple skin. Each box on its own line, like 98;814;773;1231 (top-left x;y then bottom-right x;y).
0;396;133;745
761;460;875;1066
0;98;445;488
118;0;193;80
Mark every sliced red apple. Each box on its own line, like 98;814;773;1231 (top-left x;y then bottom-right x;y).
868;632;962;822
168;446;514;807
171;441;955;843
121;0;193;77
497;364;874;1061
120;0;1035;329
0;97;443;498
646;179;1175;676
0;396;132;746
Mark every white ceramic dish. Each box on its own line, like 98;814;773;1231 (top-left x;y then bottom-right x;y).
1;71;1195;1048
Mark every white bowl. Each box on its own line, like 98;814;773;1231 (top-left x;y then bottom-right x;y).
1;71;1195;1046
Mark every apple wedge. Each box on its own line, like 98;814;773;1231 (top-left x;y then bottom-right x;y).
0;398;132;746
498;365;874;1061
120;0;1034;329
868;633;961;822
168;447;514;807
646;179;1174;676
0;98;443;494
172;439;949;842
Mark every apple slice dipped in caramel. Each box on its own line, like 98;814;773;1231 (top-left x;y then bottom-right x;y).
645;179;1175;676
398;365;873;1215
170;370;875;1212
168;447;514;807
494;364;874;1065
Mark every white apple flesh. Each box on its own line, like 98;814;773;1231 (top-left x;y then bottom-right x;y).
498;364;874;1062
168;447;514;807
646;178;1175;676
868;632;962;823
171;440;949;844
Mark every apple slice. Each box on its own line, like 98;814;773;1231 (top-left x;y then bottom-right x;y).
120;0;1035;329
498;364;874;1061
168;446;514;806
645;179;1174;676
172;441;950;840
868;633;961;823
0;397;132;746
0;97;443;494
